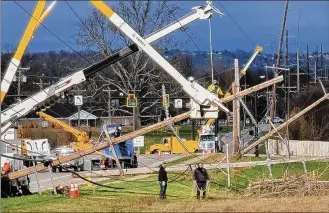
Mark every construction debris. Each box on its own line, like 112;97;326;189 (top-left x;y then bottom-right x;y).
246;174;329;198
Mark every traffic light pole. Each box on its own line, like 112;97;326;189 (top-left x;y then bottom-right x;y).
103;88;117;124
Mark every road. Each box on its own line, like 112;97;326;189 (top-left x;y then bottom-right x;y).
29;154;183;193
75;156;329;178
223;123;279;153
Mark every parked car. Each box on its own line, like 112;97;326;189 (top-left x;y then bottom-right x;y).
265;117;284;124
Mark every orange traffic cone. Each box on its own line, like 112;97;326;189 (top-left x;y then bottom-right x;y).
74;183;79;197
69;183;76;198
157;151;161;159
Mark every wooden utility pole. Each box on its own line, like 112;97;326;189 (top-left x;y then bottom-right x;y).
269;0;289;132
233;59;240;153
315;46;319;82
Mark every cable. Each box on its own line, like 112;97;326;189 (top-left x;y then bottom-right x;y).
217;1;254;47
162;2;229;88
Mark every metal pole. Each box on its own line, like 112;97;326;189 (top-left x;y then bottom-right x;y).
18;68;21;98
254;91;259;157
296;46;300;92
108;88;112;124
192;119;195;140
48;165;57;195
78;105;81;130
209;19;214;82
32;157;41;195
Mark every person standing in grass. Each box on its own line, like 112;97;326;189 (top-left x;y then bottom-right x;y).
193;163;210;200
158;162;168;199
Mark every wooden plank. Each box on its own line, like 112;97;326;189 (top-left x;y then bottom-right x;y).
242;94;329;154
5;113;190;180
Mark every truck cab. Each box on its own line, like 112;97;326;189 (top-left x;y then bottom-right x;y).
198;125;216;153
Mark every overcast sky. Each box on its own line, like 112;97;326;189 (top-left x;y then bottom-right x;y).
1;1;328;53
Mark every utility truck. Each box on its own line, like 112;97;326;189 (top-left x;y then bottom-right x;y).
198;125;217;153
145;136;198;154
101;124;138;169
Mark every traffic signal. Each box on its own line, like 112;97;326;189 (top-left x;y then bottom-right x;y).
162;94;170;108
126;94;137;107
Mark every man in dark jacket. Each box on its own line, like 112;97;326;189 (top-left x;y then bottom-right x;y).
193;163;209;199
158;162;168;199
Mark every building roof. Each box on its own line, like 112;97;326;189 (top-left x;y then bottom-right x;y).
67;110;98;120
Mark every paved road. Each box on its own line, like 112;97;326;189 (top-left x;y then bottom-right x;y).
29;154;183;193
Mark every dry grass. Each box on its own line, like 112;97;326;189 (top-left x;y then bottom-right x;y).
3;194;329;212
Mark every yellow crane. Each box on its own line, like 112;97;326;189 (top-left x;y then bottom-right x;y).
36;111;94;152
201;45;263;127
1;1;57;103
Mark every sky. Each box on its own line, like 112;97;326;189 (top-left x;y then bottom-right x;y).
1;1;328;54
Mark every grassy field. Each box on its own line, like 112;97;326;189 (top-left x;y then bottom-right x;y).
3;161;329;212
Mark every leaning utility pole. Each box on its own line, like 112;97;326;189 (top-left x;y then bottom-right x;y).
103;87;117;124
269;0;289;132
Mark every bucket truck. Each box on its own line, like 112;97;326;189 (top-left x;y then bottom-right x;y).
1;2;217;134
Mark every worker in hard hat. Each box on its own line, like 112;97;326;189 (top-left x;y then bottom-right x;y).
207;79;224;98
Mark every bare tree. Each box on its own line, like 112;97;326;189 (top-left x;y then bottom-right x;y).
75;0;185;130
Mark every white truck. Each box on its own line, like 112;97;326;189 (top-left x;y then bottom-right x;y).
198;125;216;153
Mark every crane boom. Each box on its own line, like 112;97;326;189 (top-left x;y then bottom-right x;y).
90;1;230;118
36;111;89;143
1;3;215;133
1;1;57;103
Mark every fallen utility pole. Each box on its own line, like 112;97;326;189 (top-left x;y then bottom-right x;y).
221;76;283;103
4;113;190;180
241;94;329;155
4;76;283;180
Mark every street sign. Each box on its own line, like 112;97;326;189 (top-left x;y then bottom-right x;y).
74;95;83;106
133;136;144;147
174;99;182;108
